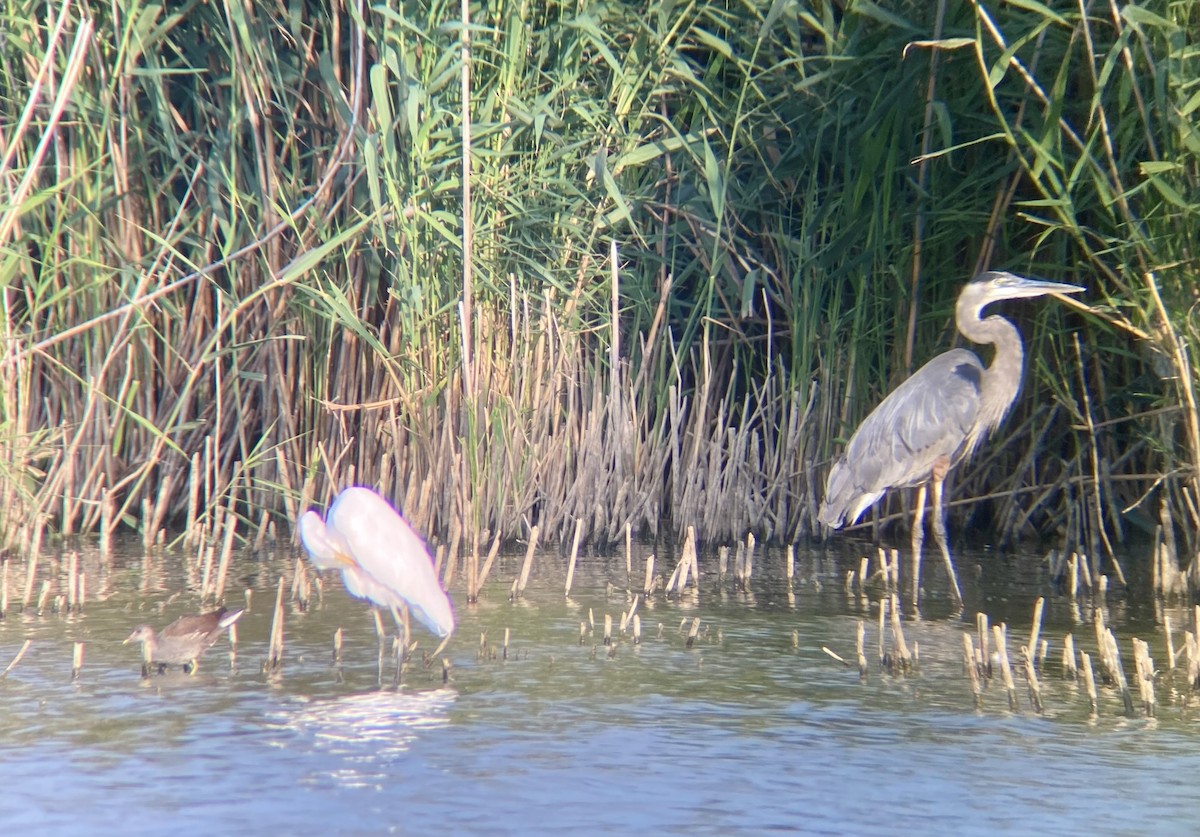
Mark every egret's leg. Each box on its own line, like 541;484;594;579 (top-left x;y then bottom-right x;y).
910;483;928;606
930;462;963;609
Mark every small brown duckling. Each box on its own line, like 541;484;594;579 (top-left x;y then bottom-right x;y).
125;607;244;675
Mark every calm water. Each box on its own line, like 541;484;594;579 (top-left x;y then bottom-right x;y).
0;537;1195;835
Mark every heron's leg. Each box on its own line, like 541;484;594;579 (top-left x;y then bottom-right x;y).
910;483;928;606
930;460;964;609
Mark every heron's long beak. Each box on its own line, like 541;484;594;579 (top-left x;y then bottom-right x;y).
993;273;1085;299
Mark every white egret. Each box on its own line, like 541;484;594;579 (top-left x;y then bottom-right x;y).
298;486;455;639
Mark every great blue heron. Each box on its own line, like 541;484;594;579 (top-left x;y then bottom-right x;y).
298;486;455;641
818;271;1084;607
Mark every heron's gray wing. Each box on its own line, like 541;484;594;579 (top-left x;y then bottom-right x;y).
821;350;983;526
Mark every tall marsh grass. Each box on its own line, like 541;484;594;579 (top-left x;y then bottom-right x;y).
0;0;1196;569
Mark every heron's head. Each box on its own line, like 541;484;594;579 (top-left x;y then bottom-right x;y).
967;271;1085;306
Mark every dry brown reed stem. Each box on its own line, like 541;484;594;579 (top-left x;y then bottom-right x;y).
0;16;93;245
686;617;700;649
643;553;655;596
1072;333;1119;576
889;548;900;590
516;524;539;597
100;491;112;559
1021;645;1043;714
199;544;215;600
66;551;78;612
1;639;31;679
1132;638;1156;717
473;533;502;602
744;532;755;581
963;633;982;709
21;554;35;611
993;624;1019;711
564;518;583;597
214;515;237;602
856;620;868;679
786;544;794;582
1063;633;1078;680
624;523;632;580
1080;650;1098;713
267;576;285;672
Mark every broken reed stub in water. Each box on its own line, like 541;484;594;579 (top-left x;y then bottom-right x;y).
976;613;992;679
1;639;32;679
686;617;700;649
516;524;539;597
72;642;84;680
1021;645;1043;714
786;544;794;582
856;620;868;679
1063;633;1078;680
1132;638;1156;718
21;554;36;611
579;621;587;645
887;594;912;674
717;545;729;580
632;614;642;644
1080;650;1098;714
993;624;1019;711
265;576;286;673
643;553;656;596
602;616;612;646
1164;614;1177;670
0;558;7;618
963;633;982;710
36;581;50;616
503;627;511;660
333;628;343;664
1028;597;1044;668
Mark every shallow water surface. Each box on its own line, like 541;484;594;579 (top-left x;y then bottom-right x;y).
0;539;1195;835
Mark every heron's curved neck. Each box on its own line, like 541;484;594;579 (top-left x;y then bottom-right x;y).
956;299;1024;416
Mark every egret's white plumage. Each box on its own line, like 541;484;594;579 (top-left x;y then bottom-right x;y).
299;486;455;638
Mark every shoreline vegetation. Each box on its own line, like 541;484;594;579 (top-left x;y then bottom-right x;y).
1;1;1197;588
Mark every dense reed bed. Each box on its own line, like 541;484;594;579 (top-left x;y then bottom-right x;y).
0;0;1196;574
